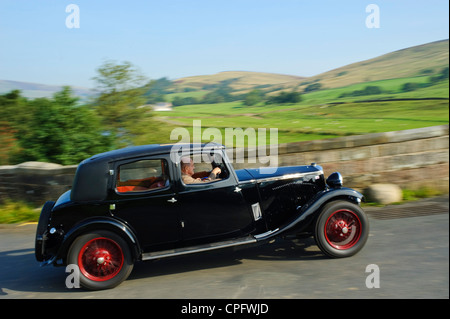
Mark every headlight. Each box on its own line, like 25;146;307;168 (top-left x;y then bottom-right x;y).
326;172;343;188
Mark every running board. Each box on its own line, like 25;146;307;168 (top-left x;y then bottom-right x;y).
141;236;257;261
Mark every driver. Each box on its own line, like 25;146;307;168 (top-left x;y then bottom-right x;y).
180;156;221;184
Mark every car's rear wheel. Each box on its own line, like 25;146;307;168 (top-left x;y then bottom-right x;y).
314;200;369;258
67;230;134;290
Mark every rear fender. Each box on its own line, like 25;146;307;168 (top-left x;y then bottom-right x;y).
56;217;141;264
35;201;56;262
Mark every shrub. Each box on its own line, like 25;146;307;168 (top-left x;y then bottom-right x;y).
266;91;302;104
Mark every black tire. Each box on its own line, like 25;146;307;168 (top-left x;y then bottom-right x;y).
314;200;369;258
67;230;134;290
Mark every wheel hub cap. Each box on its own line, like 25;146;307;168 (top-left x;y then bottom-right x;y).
324;209;362;250
78;237;124;282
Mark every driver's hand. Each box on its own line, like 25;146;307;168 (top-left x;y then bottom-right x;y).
212;167;221;176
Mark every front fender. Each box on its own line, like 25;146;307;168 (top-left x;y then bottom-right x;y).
299;187;364;217
256;187;364;241
55;217;141;264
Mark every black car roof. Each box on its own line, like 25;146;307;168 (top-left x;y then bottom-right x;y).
86;143;225;163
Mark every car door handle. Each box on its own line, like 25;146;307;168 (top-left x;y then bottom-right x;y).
167;197;177;203
234;187;242;193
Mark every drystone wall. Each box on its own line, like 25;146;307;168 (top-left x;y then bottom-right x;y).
0;125;448;206
232;124;449;193
0;162;77;205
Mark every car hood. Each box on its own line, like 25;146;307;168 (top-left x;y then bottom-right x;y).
235;165;323;183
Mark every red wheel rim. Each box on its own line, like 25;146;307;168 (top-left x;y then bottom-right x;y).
78;237;124;281
324;209;362;250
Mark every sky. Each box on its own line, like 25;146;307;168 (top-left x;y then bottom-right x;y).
0;0;448;88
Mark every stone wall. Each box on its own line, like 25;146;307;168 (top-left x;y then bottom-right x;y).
232;124;449;192
0;125;448;206
0;162;77;205
286;125;449;192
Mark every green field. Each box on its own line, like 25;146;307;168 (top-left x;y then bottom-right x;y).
134;41;450;147
155;76;449;147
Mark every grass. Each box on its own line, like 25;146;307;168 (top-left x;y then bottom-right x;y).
362;187;445;207
402;187;444;202
0;200;40;224
300;76;446;103
154;77;449;146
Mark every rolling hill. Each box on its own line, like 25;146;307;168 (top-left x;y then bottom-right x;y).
1;39;448;99
172;71;305;93
295;39;449;89
172;39;449;93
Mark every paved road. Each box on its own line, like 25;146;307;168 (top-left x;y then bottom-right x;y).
0;196;448;299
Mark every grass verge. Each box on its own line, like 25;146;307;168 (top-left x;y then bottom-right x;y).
0;200;40;224
362;186;445;207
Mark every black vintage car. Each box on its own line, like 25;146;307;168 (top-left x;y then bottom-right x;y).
35;143;369;290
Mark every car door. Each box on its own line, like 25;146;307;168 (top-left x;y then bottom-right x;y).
112;156;181;251
175;151;255;243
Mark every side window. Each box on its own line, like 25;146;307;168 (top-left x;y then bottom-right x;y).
116;159;169;193
180;152;230;185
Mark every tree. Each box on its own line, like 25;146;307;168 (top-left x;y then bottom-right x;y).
338;85;383;98
144;77;173;104
91;60;152;146
92;60;147;94
429;66;449;84
200;84;235;104
92;60;148;123
0;121;18;165
0;90;32;164
266;90;302;104
303;83;322;93
401;82;421;92
202;91;225;104
172;96;200;106
363;86;383;95
243;89;264;106
12;87;113;165
0;90;31;129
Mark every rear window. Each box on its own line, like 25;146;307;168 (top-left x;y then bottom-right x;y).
116;159;169;193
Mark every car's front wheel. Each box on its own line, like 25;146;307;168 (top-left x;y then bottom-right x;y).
67;230;134;290
314;200;369;258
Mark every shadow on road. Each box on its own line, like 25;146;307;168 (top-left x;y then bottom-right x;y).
129;236;326;282
0;248;70;296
